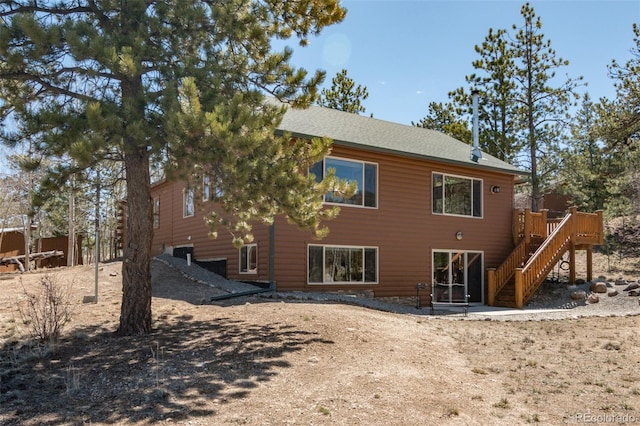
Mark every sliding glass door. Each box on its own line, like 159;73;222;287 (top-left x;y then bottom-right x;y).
432;251;483;304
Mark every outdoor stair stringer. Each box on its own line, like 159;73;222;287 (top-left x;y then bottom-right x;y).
488;213;575;308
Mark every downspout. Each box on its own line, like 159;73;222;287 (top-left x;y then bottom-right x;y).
210;222;276;301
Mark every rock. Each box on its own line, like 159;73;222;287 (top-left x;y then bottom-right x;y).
590;282;608;293
595;275;607;282
587;294;600;304
571;290;586;300
608;290;619;297
109;272;118;277
615;278;628;286
575;278;586;285
628;290;639;297
622;282;640;292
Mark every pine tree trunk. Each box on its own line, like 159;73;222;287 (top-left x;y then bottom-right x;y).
117;146;153;335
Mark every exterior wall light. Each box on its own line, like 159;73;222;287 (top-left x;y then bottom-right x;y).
491;185;501;194
456;231;463;240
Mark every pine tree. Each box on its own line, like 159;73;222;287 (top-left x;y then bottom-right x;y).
509;3;582;211
0;0;346;335
596;24;640;216
558;94;608;212
318;69;369;114
412;101;471;144
456;28;520;162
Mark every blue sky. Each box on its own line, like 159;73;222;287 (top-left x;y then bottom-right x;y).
281;0;640;125
2;1;637;175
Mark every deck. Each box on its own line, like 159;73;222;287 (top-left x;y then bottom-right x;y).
487;207;604;308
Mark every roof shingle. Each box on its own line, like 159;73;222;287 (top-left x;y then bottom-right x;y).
275;102;525;175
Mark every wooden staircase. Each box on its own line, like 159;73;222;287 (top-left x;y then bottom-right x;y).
487;207;603;308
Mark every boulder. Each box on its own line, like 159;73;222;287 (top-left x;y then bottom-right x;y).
622;282;640;292
590;281;608;293
629;290;640;297
587;293;600;304
575;278;586;285
608;290;619;297
615;278;628;286
571;290;587;300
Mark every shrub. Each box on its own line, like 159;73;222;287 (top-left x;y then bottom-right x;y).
17;274;74;343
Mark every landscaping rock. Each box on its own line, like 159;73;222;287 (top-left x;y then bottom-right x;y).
615;278;627;286
622;282;640;292
590;281;608;293
628;290;639;297
571;290;587;300
587;294;600;304
608;290;619;297
575;278;586;285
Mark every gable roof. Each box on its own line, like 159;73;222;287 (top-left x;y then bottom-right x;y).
274;101;525;176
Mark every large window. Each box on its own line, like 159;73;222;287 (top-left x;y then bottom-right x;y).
183;188;195;218
308;245;378;284
240;244;257;274
310;157;377;208
432;173;482;218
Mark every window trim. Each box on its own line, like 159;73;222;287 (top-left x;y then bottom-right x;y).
313;156;378;209
307;244;379;285
432;171;483;218
183;188;195;218
239;243;258;274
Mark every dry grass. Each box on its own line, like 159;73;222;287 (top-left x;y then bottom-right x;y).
0;252;638;425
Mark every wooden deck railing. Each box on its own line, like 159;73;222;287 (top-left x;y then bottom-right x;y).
491;207;604;308
513;208;548;244
487;238;528;306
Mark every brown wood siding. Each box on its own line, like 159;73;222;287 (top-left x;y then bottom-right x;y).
150;144;519;299
270;146;517;297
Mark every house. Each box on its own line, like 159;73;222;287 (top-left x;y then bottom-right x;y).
148;102;603;308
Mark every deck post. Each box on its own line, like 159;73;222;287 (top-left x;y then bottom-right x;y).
569;244;576;284
487;268;496;306
541;209;548;238
523;209;531;244
513;209;522;244
596;210;604;244
586;246;593;282
514;269;524;309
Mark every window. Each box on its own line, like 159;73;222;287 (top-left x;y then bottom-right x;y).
183;188;195;217
432;173;482;217
203;174;224;201
308;245;378;284
311;157;377;208
153;197;160;229
203;175;211;201
240;244;257;274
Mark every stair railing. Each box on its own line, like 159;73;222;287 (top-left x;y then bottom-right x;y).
513;212;574;308
487;238;528;305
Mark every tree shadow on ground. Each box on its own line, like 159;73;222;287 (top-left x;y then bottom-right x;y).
0;315;334;425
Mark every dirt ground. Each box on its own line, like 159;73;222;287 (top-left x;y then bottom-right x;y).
0;251;639;426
